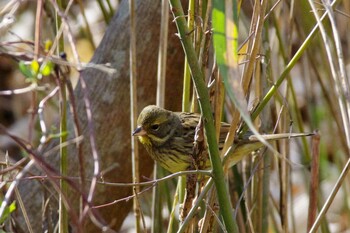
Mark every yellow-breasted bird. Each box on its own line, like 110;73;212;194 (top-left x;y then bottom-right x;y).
132;105;313;173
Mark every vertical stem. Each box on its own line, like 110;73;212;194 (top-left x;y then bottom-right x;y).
76;0;96;49
279;142;288;232
176;1;195;226
241;0;267;95
260;28;270;233
97;0;110;23
106;0;114;18
261;152;270;233
156;0;169;108
129;0;142;232
152;1;170;232
34;0;43;60
58;66;68;233
167;181;180;233
56;1;68;232
181;0;194;113
307;132;321;231
151;165;162;233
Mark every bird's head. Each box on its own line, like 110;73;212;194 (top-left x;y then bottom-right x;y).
132;105;178;146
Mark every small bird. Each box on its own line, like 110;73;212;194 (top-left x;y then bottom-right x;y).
132;105;313;173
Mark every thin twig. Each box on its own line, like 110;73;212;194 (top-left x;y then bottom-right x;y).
0;170;211;188
0;83;48;95
15;186;34;233
38;86;60;143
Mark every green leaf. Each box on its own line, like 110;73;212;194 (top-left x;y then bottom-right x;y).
212;2;227;77
40;61;54;76
48;131;69;140
0;201;16;224
19;61;34;78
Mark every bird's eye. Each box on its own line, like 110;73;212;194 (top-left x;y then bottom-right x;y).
151;124;160;131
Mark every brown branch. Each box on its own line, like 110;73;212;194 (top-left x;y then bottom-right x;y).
307;131;321;231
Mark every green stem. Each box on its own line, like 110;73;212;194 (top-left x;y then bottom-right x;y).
59;72;68;233
97;0;110;23
169;1;237;232
181;0;194;113
167;180;180;233
151;165;162;233
76;0;96;50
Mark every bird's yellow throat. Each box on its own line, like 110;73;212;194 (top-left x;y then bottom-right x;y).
138;135;152;146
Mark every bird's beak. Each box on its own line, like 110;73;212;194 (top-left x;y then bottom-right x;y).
132;126;146;136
